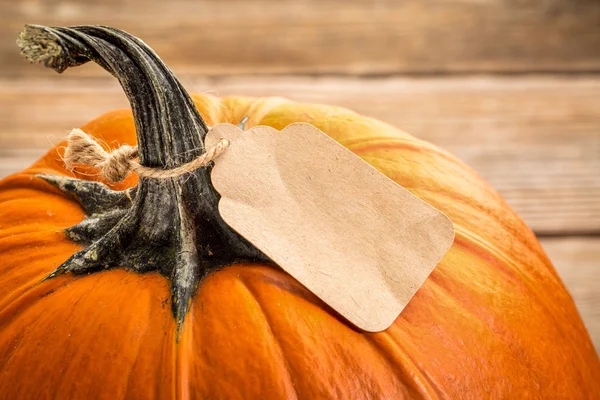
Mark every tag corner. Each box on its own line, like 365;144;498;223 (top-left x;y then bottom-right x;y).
357;315;397;333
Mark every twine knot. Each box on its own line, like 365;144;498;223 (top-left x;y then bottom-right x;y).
97;144;138;182
63;128;229;182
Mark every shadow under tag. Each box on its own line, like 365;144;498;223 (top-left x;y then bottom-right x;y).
205;123;455;332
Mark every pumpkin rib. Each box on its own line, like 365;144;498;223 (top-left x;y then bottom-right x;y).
0;274;107;393
368;332;443;400
452;233;527;289
0;330;25;382
357;332;434;399
350;139;447;160
53;275;133;397
391;272;557;397
246;266;343;318
443;236;577;350
112;276;170;400
455;230;565;299
238;276;300;400
419;255;596;395
0;234;80;315
0;277;74;323
384;320;494;398
424;270;542;376
239;268;418;400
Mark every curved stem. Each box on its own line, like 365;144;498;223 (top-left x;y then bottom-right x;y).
18;24;208;167
19;25;270;332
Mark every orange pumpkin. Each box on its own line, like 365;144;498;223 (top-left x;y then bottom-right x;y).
1;25;598;399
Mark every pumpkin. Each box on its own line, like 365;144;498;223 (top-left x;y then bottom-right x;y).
0;24;598;400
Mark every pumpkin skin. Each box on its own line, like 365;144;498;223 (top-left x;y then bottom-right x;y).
0;94;599;400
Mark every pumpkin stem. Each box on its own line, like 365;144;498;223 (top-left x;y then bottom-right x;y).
18;25;270;333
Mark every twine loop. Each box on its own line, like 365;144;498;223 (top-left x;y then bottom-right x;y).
63;129;228;182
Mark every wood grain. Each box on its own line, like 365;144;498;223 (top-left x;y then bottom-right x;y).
1;75;598;235
542;237;600;354
1;0;599;78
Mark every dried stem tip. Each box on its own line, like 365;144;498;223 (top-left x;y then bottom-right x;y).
17;25;64;70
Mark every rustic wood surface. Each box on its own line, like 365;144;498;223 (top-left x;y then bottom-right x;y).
0;0;598;352
1;0;600;76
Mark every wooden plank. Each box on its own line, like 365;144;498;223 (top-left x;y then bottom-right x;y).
1;0;599;78
0;75;599;235
541;237;600;354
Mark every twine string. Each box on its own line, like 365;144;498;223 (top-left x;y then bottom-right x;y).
63;129;229;182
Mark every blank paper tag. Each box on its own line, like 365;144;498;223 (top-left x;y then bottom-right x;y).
205;123;455;332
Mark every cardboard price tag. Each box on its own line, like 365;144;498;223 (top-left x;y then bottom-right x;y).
205;123;454;332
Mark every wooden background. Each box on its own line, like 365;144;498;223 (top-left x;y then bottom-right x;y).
0;0;598;352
